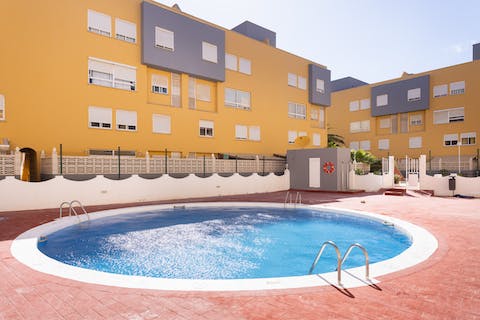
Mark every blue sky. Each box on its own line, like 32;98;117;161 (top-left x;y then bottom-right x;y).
155;0;479;84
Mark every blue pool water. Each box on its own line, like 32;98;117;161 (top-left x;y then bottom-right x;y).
38;206;411;280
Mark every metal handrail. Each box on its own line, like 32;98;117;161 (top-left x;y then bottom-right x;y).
308;240;342;284
284;191;292;208
59;201;71;219
295;192;302;206
341;243;370;280
59;200;90;222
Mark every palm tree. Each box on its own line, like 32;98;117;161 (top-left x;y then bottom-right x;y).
327;133;345;148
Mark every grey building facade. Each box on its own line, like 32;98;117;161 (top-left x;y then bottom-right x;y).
309;64;331;107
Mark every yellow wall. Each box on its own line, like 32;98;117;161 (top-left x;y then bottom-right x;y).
329;60;480;159
0;0;328;159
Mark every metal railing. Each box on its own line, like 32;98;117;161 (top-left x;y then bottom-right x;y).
59;200;90;222
284;191;302;208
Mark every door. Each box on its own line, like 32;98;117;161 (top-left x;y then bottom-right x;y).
309;158;321;188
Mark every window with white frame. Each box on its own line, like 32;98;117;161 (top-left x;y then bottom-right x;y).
249;126;261;141
88;57;136;91
350;120;370;133
359;140;371;150
199;120;214;137
88;106;112;129
115;18;136;43
379;118;391;129
350;141;359;150
288;73;297;87
316;79;325;93
443;134;458;146
433;107;464;124
202;41;218;63
152;74;168;94
188;78;196;109
376;94;388;107
298;76;307;90
407;88;421;102
378;139;389;150
461;132;476;145
349;100;359;112
0;94;4;120
155;26;174;51
288;102;306;119
409;136;422;149
152;114;171;134
196;83;211;102
450;81;465;95
433;84;448;97
239;58;251;75
88;10;111;37
288;131;298;144
171;73;181;107
410;114;423;126
312;133;321;146
225;88;251;110
116;110;137;131
225;53;237;71
360;98;370;110
235;125;248;140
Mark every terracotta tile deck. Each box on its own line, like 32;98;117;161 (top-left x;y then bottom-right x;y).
1;191;479;319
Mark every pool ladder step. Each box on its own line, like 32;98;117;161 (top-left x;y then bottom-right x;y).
59;200;90;223
284;191;302;208
308;241;369;286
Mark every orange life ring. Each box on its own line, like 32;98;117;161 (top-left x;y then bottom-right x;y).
323;161;335;174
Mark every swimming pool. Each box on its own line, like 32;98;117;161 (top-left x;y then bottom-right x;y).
11;202;438;291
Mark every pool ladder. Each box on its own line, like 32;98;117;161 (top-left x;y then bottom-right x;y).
308;241;370;286
284;191;302;208
59;200;90;222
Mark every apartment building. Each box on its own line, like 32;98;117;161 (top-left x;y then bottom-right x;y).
0;0;331;178
329;44;479;164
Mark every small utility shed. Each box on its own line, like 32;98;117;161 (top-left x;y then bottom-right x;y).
287;148;351;191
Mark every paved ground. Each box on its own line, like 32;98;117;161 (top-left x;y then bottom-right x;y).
1;191;479;319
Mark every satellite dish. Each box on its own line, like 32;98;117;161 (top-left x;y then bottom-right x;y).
295;136;310;147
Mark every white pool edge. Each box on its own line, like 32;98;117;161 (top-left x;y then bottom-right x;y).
10;202;438;292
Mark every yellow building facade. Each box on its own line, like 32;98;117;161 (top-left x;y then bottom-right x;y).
0;0;330;172
329;58;479;163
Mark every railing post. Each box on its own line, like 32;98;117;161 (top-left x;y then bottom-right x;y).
59;144;63;175
117;146;121;179
164;148;168;174
203;155;206;177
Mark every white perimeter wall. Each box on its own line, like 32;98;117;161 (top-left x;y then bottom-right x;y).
0;172;290;212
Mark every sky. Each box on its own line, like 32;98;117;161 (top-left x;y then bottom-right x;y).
154;0;479;84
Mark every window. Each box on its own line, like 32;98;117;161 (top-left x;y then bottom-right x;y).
360;140;371;151
115;18;136;43
410;114;422;126
360;98;370;110
443;134;458;146
116;110;137;131
0;94;4;120
409;136;422;149
288;131;298;144
350;141;359;150
433;84;448;97
379;118;391;129
376;94;388;107
450;81;465;95
407;88;421;102
298;76;307;90
316;79;325;93
433;107;464;124
188;78;196;109
235;125;248;140
312;133;321;146
155;27;174;51
249;126;261;141
202;41;218;63
350;120;370;133
88;57;136;91
239;58;251;75
461;132;476;145
400;113;408;133
171;73;181;107
288;102;306;119
288;73;297;87
196;83;211;102
153;114;171;134
378;139;389;150
199;120;214;137
349;100;359;112
88;106;112;129
225;53;237;71
88;10;111;37
225;88;251;110
152;74;168;94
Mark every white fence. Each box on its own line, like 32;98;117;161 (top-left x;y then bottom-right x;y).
0;155;15;175
349;156;395;192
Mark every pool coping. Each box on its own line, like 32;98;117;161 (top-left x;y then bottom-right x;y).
10;202;438;292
